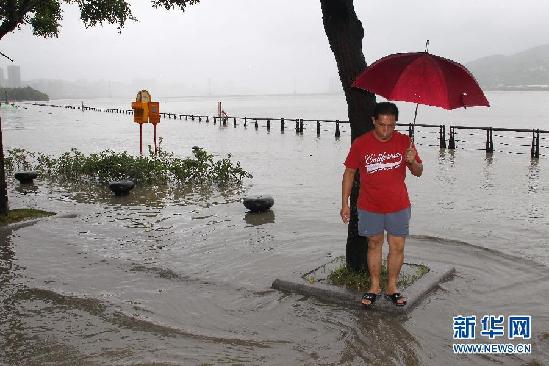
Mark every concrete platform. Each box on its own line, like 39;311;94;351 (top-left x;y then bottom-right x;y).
272;257;455;313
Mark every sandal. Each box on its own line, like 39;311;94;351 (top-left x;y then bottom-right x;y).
361;292;381;307
385;292;407;306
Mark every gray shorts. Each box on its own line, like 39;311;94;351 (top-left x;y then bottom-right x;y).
357;207;411;237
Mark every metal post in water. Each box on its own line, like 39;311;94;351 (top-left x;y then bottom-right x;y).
154;124;157;156
299;119;304;133
335;120;341;138
267;119;271;131
408;123;414;140
281;118;285;132
448;127;455;149
317;121;320;136
234;117;237;127
139;123;143;156
439;125;447;148
531;130;535;158
255;120;258;129
485;127;494;153
535;129;540;158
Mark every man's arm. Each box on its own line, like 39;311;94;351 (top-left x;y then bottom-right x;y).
340;167;356;223
407;160;423;177
405;146;423;177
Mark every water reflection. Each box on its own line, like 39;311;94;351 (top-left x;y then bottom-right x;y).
14;184;39;195
437;148;456;168
45;181;247;208
527;158;539;193
484;151;494;166
480;152;494;190
244;210;275;226
341;313;420;364
0;229;23;366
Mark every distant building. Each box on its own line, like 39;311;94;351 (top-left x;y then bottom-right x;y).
7;65;21;88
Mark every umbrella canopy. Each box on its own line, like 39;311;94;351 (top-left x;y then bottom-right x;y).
352;52;489;110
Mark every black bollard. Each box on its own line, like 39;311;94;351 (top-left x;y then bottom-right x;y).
267;119;270;131
199;117;202;122
14;171;38;185
299;119;304;133
109;180;135;196
191;115;195;121
295;120;299;133
234;117;237;128
255;120;258;129
243;195;274;212
335;120;341;138
244;117;247;127
317;121;320;136
281;118;285;132
206;116;209;123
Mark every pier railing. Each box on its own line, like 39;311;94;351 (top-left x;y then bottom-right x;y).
29;102;549;158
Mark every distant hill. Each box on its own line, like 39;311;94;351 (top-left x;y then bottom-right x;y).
0;86;49;101
466;44;549;90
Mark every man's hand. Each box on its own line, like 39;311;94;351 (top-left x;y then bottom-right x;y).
405;146;417;164
340;206;350;224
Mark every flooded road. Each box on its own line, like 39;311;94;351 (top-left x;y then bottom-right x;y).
1;94;549;364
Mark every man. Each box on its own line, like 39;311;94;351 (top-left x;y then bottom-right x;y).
340;102;423;307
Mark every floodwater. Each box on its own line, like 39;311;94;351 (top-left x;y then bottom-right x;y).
1;92;549;365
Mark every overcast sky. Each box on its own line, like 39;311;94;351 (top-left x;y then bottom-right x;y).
1;0;549;95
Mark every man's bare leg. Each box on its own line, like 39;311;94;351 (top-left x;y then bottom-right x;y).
362;234;384;305
386;234;406;305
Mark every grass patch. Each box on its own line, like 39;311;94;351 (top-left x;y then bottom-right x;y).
4;144;252;186
0;208;56;225
327;262;430;292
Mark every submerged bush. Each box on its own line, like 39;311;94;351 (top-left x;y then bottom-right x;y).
4;146;252;186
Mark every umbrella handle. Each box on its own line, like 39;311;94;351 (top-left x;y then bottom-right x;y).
411;103;419;146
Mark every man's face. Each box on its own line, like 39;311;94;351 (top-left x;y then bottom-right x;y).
372;114;397;141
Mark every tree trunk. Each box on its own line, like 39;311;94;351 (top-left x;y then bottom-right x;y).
0;115;8;215
320;0;376;272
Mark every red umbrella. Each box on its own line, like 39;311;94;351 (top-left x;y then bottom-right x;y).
352;51;489;110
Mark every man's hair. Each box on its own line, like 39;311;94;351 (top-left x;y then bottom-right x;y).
373;102;399;121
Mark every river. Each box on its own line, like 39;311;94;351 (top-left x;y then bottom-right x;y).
1;91;548;365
